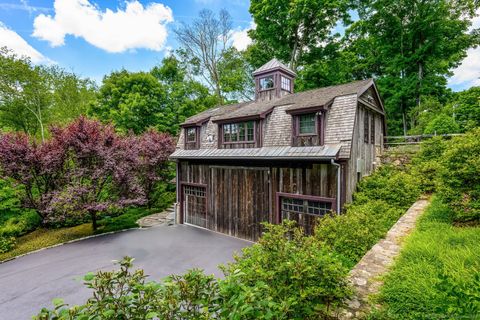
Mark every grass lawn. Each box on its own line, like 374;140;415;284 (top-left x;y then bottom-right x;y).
0;205;170;262
371;196;480;319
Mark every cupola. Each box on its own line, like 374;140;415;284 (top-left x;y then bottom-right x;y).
253;58;296;101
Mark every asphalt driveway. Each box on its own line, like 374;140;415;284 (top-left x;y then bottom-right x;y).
0;225;250;320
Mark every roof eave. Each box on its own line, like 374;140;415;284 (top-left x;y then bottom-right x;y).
212;107;275;124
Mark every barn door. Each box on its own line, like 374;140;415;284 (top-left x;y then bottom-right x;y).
183;184;207;228
211;167;270;241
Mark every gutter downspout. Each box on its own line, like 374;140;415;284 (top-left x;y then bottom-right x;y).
174;161;179;224
330;159;341;214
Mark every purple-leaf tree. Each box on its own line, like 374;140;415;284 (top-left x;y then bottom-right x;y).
0;132;67;218
136;129;176;208
0;116;176;230
45;117;146;230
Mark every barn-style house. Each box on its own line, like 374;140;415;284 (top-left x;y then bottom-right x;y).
170;59;386;241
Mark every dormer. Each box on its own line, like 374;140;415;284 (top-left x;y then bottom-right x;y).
253;58;296;102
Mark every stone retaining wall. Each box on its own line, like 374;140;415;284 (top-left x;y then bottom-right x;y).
340;198;430;319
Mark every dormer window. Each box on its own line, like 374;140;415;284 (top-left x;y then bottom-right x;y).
299;113;316;135
291;111;325;147
223;121;254;143
186;127;196;142
259;76;274;90
184;127;199;150
218;120;259;149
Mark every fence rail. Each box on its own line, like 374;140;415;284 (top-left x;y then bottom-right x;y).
384;133;463;146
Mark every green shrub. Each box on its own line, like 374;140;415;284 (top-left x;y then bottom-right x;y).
410;136;447;193
353;166;421;210
314;165;421;266
0;209;41;237
424;114;460;135
437;129;480;222
0;235;16;253
222;221;352;319
315;201;403;267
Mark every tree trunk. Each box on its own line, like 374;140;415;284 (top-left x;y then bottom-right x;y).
90;211;98;231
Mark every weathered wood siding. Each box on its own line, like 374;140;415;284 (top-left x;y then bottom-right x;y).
345;102;384;202
270;164;338;223
179;161;338;241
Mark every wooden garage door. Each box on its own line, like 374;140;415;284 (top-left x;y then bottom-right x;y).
183;184;207;228
210;167;270;241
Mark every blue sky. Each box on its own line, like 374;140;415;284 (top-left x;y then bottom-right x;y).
0;0;478;91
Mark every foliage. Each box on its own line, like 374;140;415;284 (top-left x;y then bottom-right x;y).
0;210;41;238
410;136;447;193
0;47;96;140
449;86;480;131
315;165;421;266
315;201;402;267
424;114;460;135
174;9;252;103
248;0;350;72
353;166;421;210
136;129;175;208
89;70;167;134
151;56;217;135
373;196;480;319
348;0;479;135
0;117;175;230
437;129;480;222
222;221;352;319
35;223;352;320
0;235;16;253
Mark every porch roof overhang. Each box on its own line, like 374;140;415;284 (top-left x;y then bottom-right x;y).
169;144;341;161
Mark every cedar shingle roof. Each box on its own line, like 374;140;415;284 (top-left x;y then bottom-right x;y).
181;78;374;125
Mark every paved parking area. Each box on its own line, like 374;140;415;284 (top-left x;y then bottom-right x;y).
0;225;249;320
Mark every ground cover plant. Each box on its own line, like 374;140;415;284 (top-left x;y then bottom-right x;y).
371;196;480;319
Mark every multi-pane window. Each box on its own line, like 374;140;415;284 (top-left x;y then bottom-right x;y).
299;113;316;135
223;121;254;143
186;127;197;143
281;76;291;92
364;111;370;143
281;197;332;217
184;185;206;197
370;113;375;144
259;76;274;90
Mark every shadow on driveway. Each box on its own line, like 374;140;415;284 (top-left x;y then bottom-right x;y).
0;224;250;320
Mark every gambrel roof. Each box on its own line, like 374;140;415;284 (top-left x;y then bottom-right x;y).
176;78;385;160
182;79;381;125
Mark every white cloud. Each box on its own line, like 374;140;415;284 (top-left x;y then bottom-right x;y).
448;10;480;89
449;47;480;88
32;0;173;53
230;21;255;51
0;22;50;64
